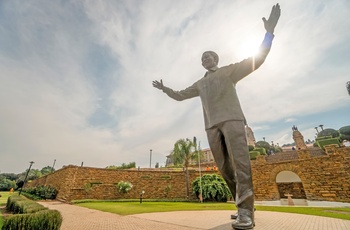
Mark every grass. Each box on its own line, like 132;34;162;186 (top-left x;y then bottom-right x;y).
75;200;350;220
0;191;12;229
76;201;234;215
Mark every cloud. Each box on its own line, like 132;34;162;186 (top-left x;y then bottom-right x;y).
1;0;350;173
285;118;296;123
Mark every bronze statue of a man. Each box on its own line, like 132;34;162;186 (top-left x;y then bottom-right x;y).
153;4;280;230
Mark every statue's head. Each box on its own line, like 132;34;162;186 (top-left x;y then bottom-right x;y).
202;51;219;70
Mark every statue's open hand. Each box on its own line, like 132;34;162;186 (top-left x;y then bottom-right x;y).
152;79;164;90
262;3;281;34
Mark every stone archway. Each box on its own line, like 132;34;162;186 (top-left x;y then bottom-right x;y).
276;171;306;199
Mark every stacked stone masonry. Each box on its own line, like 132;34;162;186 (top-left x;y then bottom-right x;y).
27;146;350;203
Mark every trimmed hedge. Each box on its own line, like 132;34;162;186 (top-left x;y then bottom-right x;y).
3;195;62;230
317;138;341;150
249;151;260;160
6;195;46;214
253;147;266;155
2;210;62;230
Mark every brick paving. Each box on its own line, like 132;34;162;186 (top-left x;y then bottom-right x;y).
39;201;350;230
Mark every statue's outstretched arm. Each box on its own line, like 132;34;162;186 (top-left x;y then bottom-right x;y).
152;79;164;90
262;3;281;34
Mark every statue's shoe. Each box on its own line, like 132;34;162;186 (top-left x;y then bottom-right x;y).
231;212;255;230
231;215;254;230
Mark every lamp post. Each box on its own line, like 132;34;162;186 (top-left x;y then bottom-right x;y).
52;159;56;170
149;149;152;168
140;190;145;204
194;136;203;203
19;161;34;196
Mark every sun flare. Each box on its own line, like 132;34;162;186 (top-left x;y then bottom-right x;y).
238;38;261;58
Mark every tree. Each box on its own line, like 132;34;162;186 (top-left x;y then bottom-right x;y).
339;125;350;141
255;141;271;152
40;166;55;175
317;128;339;138
0;178;16;191
0;173;19;181
171;138;198;198
106;162;136;169
17;169;42;182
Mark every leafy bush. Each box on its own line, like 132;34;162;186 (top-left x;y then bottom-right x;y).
340;134;350;142
253;147;266;155
273;146;283;153
23;185;57;200
249;151;260;160
339;125;350;135
248;145;255;151
192;174;232;202
255;141;271;152
116;181;133;194
0;178;16;191
339;125;350;141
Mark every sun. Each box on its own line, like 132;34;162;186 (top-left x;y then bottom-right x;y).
238;38;261;58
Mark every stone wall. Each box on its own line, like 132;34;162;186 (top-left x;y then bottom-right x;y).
27;166;215;202
252;146;350;202
27;146;350;203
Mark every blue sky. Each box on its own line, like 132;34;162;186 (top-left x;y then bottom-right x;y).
1;0;349;173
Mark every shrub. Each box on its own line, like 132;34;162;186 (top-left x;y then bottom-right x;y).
273;146;283;153
192;174;232;202
249;151;260;160
255;141;271;152
22;185;57;200
3;194;62;230
339;125;350;135
6;195;46;214
248;145;254;151
116;181;133;194
2;210;62;230
339;125;350;142
253;147;266;155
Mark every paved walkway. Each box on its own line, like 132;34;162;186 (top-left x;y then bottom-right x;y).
39;201;350;230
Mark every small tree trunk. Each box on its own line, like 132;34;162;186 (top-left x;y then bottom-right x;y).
186;166;189;199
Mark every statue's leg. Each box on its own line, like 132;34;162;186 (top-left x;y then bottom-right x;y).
206;125;237;200
220;120;254;229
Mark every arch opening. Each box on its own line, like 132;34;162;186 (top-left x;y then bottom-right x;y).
276;171;306;199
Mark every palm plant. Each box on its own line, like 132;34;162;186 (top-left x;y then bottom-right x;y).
171;138;199;198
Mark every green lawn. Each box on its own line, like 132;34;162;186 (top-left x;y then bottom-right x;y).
75;200;350;220
0;191;12;229
76;201;235;215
